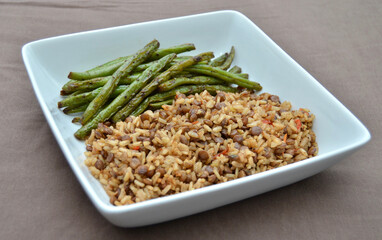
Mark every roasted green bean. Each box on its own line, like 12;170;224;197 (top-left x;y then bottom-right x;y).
80;39;160;125
210;53;228;67
68;43;195;80
130;98;150;116
149;99;174;109
158;76;224;92
61;74;138;95
58;85;128;109
63;104;88;114
219;46;235;70
228;65;242;74
148;44;195;61
185;64;261;90
74;53;176;139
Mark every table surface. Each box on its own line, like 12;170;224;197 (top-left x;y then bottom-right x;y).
1;0;381;239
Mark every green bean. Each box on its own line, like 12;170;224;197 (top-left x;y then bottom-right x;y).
219;46;235;70
149;99;174;109
58;85;128;108
111;52;215;122
238;73;249;79
80;99;112;124
72;117;81;123
129;57;209;76
131;98;150;116
61;56;201;95
71;89;89;96
68;43;195;80
228;65;242;74
133;56;192;72
131;84;238;116
153;84;238;102
66;99;111;117
68;56;131;80
63;104;88;114
185;64;262;91
172;72;195;78
210;53;228;67
80;39;160;125
148;43;195;61
133;60;160;73
74;53;176;139
61;73;139;95
158;76;224;92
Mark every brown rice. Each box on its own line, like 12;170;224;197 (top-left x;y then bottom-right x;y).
84;90;318;206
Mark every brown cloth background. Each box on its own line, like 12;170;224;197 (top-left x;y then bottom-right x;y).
1;0;381;239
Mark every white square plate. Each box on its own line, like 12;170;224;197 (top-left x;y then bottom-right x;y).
22;10;371;227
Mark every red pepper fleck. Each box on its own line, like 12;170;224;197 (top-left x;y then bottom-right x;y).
132;146;140;150
192;121;199;125
221;146;229;155
214;147;229;159
295;119;302;131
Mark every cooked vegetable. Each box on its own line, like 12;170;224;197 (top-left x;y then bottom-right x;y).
219;46;235;70
210;53;228;67
228;65;242;74
74;53;176;139
68;43;195;80
130;98;150;116
295;119;302;131
72;117;81;123
238;73;249;79
58;85;128;109
80;39;160;125
148;43;195;61
63;104;88;114
132;56;192;73
61;74;138;95
68;56;131;80
158;76;224;92
185;64;261;90
149;99;174;109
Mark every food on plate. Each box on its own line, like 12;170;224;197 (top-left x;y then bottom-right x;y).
108;52;216;124
80;39;160;125
157;76;224;92
84;90;318;205
129;84;238;117
57;40;318;206
57;40;262;139
67;43;196;80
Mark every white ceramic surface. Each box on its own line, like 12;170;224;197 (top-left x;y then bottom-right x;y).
22;10;371;227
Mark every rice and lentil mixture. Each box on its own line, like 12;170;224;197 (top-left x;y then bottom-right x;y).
84;90;318;206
